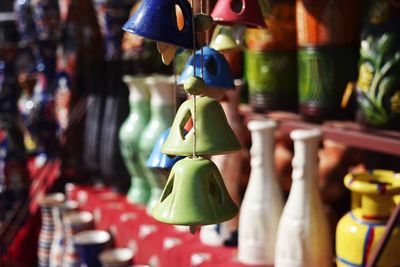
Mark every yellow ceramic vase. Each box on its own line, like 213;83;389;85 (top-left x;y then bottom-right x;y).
336;170;400;267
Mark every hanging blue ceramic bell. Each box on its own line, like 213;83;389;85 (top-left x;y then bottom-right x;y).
178;47;235;99
146;128;185;171
122;0;195;65
122;0;194;49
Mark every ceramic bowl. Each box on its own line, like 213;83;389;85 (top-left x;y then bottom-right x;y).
99;248;134;267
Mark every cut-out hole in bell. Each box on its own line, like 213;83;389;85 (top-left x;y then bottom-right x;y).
205;57;218;76
211;0;267;28
152;157;238;226
175;4;184;31
230;0;244;14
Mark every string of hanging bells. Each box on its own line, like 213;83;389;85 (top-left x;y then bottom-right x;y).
122;0;266;234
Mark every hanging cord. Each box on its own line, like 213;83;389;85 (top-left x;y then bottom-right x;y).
173;59;177;115
190;0;197;158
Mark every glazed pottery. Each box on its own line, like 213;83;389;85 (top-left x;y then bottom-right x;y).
275;129;332;267
73;230;111;267
355;0;400;129
31;0;60;41
161;96;241;156
178;47;235;91
122;0;195;49
152;157;238;227
62;211;94;267
245;49;297;112
49;200;79;267
296;0;362;46
38;193;66;267
14;0;36;44
298;46;358;121
336;170;400;267
211;0;266;28
139;75;175;209
119;75;151;204
99;248;134;267
238;120;284;265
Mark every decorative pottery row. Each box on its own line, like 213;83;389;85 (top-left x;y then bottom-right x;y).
38;192;137;267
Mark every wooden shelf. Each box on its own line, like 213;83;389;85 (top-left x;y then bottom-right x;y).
239;105;400;156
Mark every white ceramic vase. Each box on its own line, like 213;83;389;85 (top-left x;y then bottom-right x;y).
238;119;284;265
275;129;332;267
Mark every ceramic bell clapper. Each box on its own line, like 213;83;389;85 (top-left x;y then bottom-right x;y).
336;170;400;267
211;0;267;29
152;157;238;232
122;0;195;65
238;120;284;265
161;95;241;156
178;47;235;100
275;129;332;267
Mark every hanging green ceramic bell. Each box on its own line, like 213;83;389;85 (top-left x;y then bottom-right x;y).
152;157;238;227
161;96;241;156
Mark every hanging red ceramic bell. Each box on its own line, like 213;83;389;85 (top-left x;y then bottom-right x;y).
211;0;267;28
122;0;196;64
152;157;238;228
161;96;241;156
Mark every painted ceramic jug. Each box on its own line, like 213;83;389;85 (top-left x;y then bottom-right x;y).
49;200;79;267
73;230;111;267
38;193;66;267
238;119;284;265
119;75;151;205
139;75;175;211
275;129;332;267
336;170;400;267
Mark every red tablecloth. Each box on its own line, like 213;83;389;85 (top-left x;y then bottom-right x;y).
68;185;264;267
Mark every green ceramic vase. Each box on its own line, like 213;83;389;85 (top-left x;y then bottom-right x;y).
298;46;359;121
139;75;175;212
119;76;151;204
245;49;297;112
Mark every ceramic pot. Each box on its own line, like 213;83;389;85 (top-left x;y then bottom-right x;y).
73;230;111;267
49;200;79;267
99;248;134;267
119;75;150;205
298;46;358;121
14;0;37;44
139;75;175;211
354;0;400;129
275;129;332;267
296;0;362;46
336;170;400;267
245;49;297;112
62;211;94;267
31;0;61;41
38;193;66;267
238;119;284;265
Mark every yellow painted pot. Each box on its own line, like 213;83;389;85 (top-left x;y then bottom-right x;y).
336;170;400;267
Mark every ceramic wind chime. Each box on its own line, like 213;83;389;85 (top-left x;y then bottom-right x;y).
122;0;240;233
